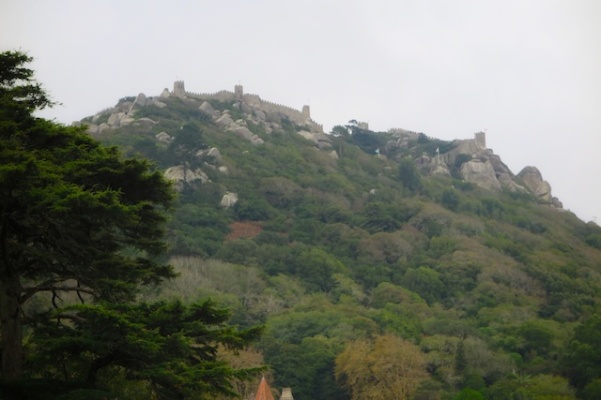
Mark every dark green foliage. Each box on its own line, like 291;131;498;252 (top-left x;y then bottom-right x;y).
478;198;506;219
346;126;385;154
0;51;264;399
31;300;263;398
515;218;547;234
263;337;348;400
398;156;423;192
0;51;177;384
361;202;402;232
442;188;460;211
290;247;345;292
233;194;274;221
360;201;417;233
516;321;555;359
586;233;601;249
563;314;601;391
330;125;349;137
582;378;601;400
402;266;444;305
453;388;484;400
435;262;481;305
168;122;207;166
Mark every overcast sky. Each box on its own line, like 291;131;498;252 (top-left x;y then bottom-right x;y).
2;0;600;223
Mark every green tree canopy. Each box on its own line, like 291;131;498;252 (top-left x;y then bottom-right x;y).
335;334;428;399
0;50;264;399
31;300;263;399
1;51;175;381
398;157;422;193
563;314;601;392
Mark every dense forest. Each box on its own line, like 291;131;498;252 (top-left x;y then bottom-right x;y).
3;50;601;399
87;84;601;400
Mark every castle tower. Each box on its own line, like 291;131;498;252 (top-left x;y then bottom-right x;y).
174;81;185;98
474;131;486;148
302;105;310;119
254;376;274;400
280;388;294;400
235;85;244;101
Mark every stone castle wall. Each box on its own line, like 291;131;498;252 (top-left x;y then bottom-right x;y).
173;81;321;130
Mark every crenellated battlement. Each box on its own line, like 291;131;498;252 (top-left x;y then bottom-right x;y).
172;81;320;131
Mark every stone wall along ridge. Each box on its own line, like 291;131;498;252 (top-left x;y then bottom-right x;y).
184;90;236;103
173;81;319;129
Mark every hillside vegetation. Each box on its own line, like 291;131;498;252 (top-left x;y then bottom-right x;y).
88;90;601;400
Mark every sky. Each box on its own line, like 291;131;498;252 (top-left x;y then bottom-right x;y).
2;0;600;223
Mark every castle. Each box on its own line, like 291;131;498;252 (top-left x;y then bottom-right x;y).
172;81;322;132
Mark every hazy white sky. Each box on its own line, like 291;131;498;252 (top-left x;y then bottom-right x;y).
2;0;600;222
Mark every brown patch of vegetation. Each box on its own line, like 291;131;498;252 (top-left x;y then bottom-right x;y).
226;221;263;241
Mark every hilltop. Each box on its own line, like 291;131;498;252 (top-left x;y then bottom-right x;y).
82;81;564;209
78;82;601;400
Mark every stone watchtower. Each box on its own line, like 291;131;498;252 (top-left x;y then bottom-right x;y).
474;131;486;148
174;81;185;98
302;105;311;120
235;85;243;101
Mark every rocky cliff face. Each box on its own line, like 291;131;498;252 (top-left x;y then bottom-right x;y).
385;130;562;209
449;136;561;208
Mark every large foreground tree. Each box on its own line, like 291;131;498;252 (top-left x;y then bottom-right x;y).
29;300;262;399
0;50;263;398
0;50;174;381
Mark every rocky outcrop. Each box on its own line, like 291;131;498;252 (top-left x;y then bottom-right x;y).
107;112;122;127
133;117;157;129
205;147;223;163
199;101;218;118
215;114;234;129
461;160;501;191
297;130;333;149
430;159;451;177
152;98;167;108
498;173;527;193
220;192;238;208
155;132;173;144
129;93;147;113
164;165;209;192
213;112;264;145
517;166;552;202
98;123;110;134
229;125;264;145
445;139;482;166
407;133;559;206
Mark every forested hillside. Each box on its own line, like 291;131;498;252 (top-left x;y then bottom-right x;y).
87;88;601;400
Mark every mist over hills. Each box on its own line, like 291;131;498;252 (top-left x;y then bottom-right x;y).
79;83;601;399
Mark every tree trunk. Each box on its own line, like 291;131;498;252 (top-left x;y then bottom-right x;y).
0;273;23;381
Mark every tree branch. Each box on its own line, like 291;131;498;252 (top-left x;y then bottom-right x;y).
21;282;95;303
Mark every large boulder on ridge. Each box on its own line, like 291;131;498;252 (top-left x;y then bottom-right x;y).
461;160;501;191
517;166;552;202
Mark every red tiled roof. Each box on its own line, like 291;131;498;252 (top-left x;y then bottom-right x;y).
255;376;275;400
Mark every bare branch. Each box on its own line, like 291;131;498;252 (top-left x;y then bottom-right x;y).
21;282;95;303
51;290;61;309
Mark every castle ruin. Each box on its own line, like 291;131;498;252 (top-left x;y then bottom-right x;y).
172;81;322;133
474;131;486;148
